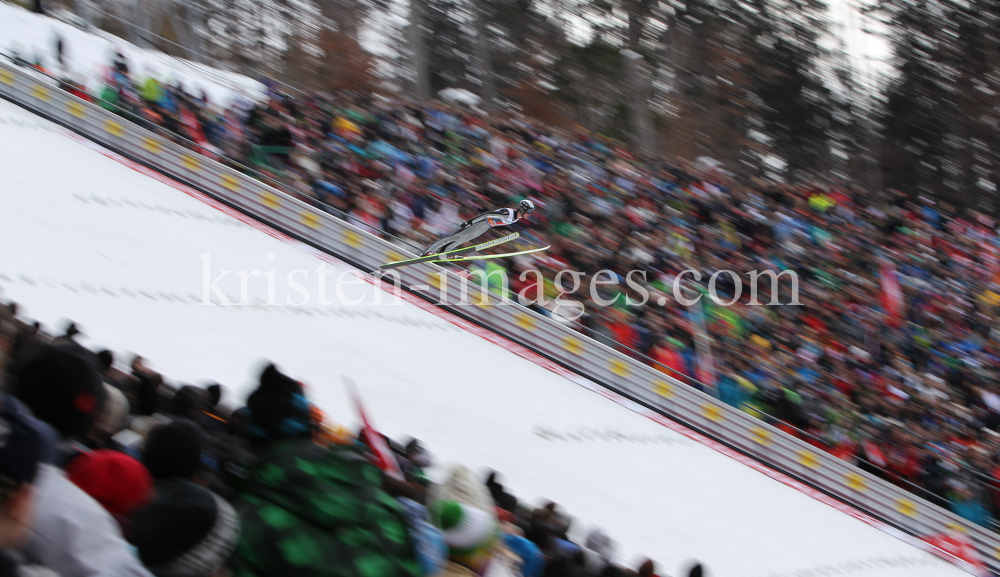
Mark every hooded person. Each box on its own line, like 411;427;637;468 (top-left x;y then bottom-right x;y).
228;363;421;577
142;421;203;482
132;479;239;577
9;345;153;577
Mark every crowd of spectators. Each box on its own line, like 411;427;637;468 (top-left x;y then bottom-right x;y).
21;47;1000;532
0;304;705;577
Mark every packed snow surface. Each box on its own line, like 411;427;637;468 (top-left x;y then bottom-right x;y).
0;98;969;577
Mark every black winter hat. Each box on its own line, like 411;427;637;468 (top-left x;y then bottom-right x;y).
132;479;240;577
172;386;206;419
12;344;105;438
245;364;310;442
205;384;222;410
63;322;81;338
96;350;114;372
143;421;202;480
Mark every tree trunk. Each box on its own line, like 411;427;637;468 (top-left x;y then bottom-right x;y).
472;0;494;111
409;0;432;101
620;49;654;156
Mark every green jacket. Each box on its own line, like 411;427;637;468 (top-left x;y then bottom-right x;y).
140;77;163;104
98;85;119;112
231;438;421;577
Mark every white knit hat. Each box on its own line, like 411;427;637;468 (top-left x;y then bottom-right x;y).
431;500;498;556
427;464;498;522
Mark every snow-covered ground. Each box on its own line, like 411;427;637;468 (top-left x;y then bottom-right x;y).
0;1;266;104
0;97;971;577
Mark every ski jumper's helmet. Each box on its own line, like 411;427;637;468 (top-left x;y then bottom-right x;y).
518;199;535;216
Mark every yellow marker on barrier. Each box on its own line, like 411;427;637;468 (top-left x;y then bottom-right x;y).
220;174;241;192
702;404;724;423
844;471;867;491
181;154;200;171
894;498;918;518
473;294;492;307
344;230;364;249
141;136;162;154
66;101;86;119
750;426;771;446
103;119;125;138
0;70;13;86
260;191;281;209
562;337;584;355
515;312;536;331
652;380;674;399
31;84;49;101
609;358;630;378
384;251;404;266
945;522;967;533
301;212;321;230
796;450;821;470
427;272;444;290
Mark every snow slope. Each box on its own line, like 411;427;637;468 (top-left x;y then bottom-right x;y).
0;97;970;577
0;1;266;104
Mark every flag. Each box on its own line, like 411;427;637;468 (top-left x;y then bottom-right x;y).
343;376;404;481
880;257;904;327
862;439;887;468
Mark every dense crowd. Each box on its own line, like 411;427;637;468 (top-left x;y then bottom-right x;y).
0;304;705;577
27;47;1000;531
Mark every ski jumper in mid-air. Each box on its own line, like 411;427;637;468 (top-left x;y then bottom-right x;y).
421;199;535;256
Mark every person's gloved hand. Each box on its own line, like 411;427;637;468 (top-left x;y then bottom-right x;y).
460;220;472;229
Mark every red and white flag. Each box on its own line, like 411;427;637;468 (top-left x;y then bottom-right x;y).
862;439;887;468
343;376;404;481
880;257;904;327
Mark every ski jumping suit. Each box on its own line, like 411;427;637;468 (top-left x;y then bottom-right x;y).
422;208;520;255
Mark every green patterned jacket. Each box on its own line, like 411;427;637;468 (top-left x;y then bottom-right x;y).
230;438;422;577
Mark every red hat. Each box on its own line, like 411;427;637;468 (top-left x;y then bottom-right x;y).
66;449;153;518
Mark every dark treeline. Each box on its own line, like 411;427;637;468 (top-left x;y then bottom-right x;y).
56;0;1000;210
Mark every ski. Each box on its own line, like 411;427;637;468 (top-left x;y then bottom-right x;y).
429;245;550;263
379;233;519;270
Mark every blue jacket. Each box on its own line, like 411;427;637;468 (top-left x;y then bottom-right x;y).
950;497;991;527
503;534;544;577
